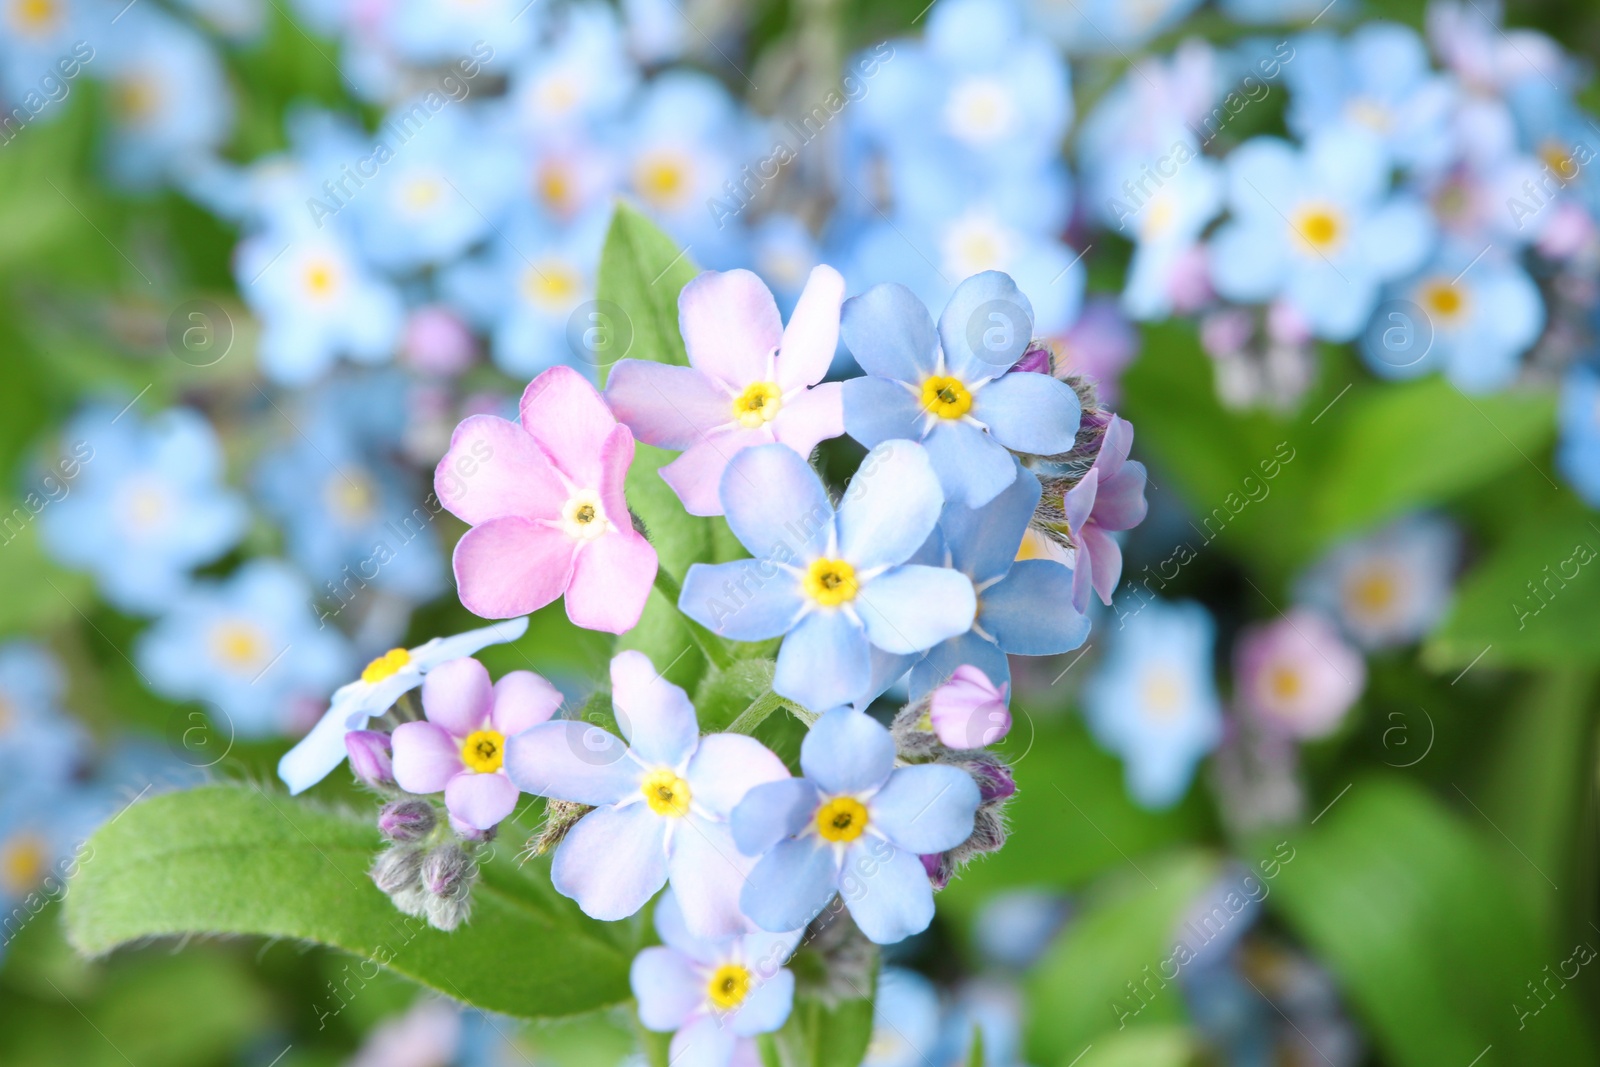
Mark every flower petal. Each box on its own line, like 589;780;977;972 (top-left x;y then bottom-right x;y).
841;375;925;450
680;269;783;389
774;610;872;711
597;423;638;536
936;271;1035;379
776;264;845;390
551;803;669;921
731;778;821;856
611;649;700;768
433;415;564;524
921;419;1018;508
840;841;934;944
679;560;807;641
972;371;1082;456
836;440;945;571
452;518;576;619
421;657;494;736
868;764;979;853
1083;524;1125;606
519;366;618;489
660;428;770;517
491;671;564;735
653;888;722;964
740;838;839;933
840;282;938;381
719;443;835;559
771;382;844;457
504;721;641;805
631;946;703;1031
605;360;733;450
669;816;757;940
907;630;1011;701
729;967;795;1036
855;565;977;655
413;616;531;669
669;1015;739;1067
686;733;791;817
278;690;373;795
391;721;463;794
1093;461;1149;532
444;771;520;830
938;460;1039;582
800;707;894;795
565;529;657;635
981;560;1090;655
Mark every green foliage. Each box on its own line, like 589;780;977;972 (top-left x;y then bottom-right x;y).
1265;778;1599;1066
595;202;697;387
65;786;635;1019
1025;850;1220;1063
771;991;877;1067
1072;1026;1200;1067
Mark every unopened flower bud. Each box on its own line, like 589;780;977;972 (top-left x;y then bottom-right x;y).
346;730;394;788
419;843;477;931
529;799;593;857
1012;340;1054;375
370;844;424;895
928;665;1011;749
968;758;1017;804
378;799;437;843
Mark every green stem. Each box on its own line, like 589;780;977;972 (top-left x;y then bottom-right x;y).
727;689;816;735
653;566;735;670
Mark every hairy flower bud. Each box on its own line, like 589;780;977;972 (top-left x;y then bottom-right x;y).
419;843;477;931
378;798;437;843
527;798;593;858
1012;339;1055;375
370;844;424;896
346;730;395;788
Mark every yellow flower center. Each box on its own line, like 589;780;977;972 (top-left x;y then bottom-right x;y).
361;648;411;684
560;490;610;541
1141;670;1185;720
536;163;574;214
1541;140;1578;180
706;963;753;1010
522;261;583;310
460;729;506;774
1291;204;1344;254
0;833;47;896
641;769;692;817
113;76;162;123
731;381;783;428
123;481;169;529
1346;569;1397;619
303;259;340;300
634;152;692;211
211;621;268;672
816;796;868;843
920;375;973;419
325;471;377;522
402;177;442;213
11;0;60;33
803;558;859;607
1267;665;1303;703
1418;278;1468;323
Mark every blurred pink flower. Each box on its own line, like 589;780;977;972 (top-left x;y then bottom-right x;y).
435;366;658;634
1054;297;1138;404
1234;609;1366;739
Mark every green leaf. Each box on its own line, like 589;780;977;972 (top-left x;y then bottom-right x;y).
65;785;634;1019
1426;499;1600;667
1072;1025;1199;1067
594;202;698;386
1312;377;1556;539
1025;850;1219;1064
1265;778;1599;1066
694;657;779;732
772;993;876;1067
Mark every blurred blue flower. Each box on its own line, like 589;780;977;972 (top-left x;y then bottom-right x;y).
40;402;247;615
1208;127;1435;341
864;968;944;1067
135;559;353;737
506;3;637;137
1025;0;1202;55
0;640;86;790
441;208;608;378
1082;599;1222;809
253;373;445;604
1360;243;1543;391
1285;24;1458;175
1294;514;1460;651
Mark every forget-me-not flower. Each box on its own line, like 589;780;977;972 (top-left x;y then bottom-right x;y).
731;708;979;944
678;441;977;712
1294;514;1460;650
841;271;1082;508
